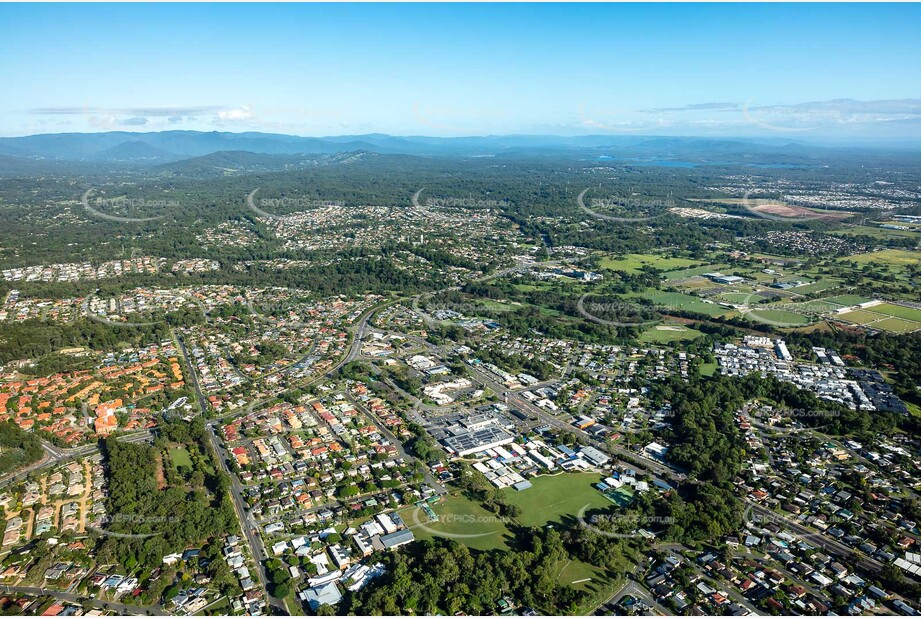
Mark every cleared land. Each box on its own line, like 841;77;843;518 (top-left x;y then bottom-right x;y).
169;446;193;469
701;197;853;221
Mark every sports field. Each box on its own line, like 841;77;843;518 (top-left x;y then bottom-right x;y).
789;279;841;295
870;302;921;321
401;494;512;551
837;302;921;333
638;324;703;344
502;472;613;528
719;292;764;304
630;290;730;317
747;308;812;327
821;294;873;307
600;253;701;274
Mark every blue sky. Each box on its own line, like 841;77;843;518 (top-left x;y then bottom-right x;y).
1;3;919;140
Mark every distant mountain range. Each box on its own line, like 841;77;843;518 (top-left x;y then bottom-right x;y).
0;130;917;177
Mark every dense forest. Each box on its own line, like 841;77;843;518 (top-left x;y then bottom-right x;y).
0;421;44;475
346;531;599;615
94;418;237;571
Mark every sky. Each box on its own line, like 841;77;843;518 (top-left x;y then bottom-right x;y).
1;3;920;141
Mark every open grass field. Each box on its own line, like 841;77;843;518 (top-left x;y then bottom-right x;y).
872;317;921;334
502;472;612;528
798;299;845;314
868;302;921;321
662;263;729;281
673;279;721;292
822;294;874;307
554;557;606;588
834;225;920;240
476;299;519;312
790;279;841;295
836;303;921;333
837;309;884;325
719;292;763;304
907;402;921;420
169;446;193;469
552;557;624;614
631;290;730;317
747;308;812;326
600;253;701;274
637;324;703;344
699;361;718;377
792;321;835;335
401;494;512;551
840;249;921;268
513;281;555;293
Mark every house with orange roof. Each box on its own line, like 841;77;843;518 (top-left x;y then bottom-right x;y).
94;403;119;436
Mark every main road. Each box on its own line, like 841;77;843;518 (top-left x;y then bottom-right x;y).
0;585;160;616
0;430;155;490
176;332;286;615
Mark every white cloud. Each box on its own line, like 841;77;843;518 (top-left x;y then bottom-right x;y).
215;106;255;122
